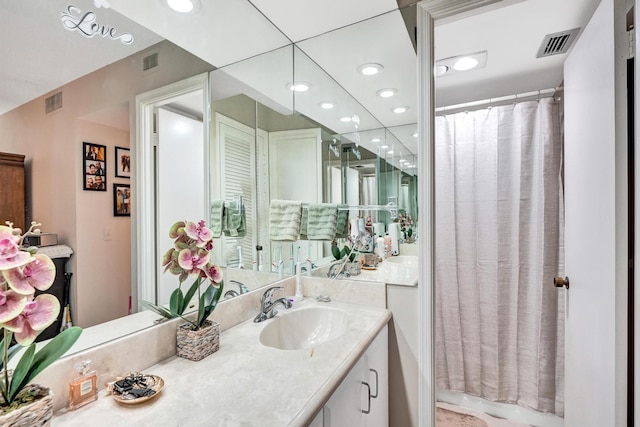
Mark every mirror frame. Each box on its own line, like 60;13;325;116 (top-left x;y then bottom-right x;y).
135;73;210;305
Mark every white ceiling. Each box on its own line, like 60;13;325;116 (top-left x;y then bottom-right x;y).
0;0;162;115
1;0;605;161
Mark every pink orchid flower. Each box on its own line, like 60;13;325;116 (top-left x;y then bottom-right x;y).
184;221;213;248
2;294;60;346
168;221;186;239
0;288;28;324
0;226;31;270
204;264;223;285
178;248;210;275
2;254;56;295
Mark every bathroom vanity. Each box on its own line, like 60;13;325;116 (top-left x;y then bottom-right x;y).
50;278;391;426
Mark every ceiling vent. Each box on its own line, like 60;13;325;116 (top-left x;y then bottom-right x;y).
45;92;62;114
143;53;158;71
536;28;581;58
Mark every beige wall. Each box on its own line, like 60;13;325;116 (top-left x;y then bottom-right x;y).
0;40;214;327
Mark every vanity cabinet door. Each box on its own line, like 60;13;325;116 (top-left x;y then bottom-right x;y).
322;324;389;427
323;354;367;426
364;325;388;427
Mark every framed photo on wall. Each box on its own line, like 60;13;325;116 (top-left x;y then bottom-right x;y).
83;142;106;191
113;184;131;216
115;146;131;178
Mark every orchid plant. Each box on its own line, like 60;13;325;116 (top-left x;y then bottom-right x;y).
398;213;414;240
0;221;81;411
140;220;224;331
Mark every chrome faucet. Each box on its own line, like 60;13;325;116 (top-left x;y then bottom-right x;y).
253;286;292;322
327;263;351;279
224;280;250;299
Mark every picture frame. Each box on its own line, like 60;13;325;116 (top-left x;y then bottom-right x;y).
113;184;131;217
83;142;107;191
115;146;131;178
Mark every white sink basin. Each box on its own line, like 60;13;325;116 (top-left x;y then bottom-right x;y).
259;306;349;350
384;255;418;265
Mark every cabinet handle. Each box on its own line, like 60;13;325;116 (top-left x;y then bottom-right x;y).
369;368;379;398
361;381;371;414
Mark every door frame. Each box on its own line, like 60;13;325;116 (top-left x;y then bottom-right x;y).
418;0;632;425
416;3;515;424
133;73;210;308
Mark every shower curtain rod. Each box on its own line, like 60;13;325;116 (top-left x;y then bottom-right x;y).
435;86;563;114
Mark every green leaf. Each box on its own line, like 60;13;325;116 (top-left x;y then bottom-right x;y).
182;277;201;314
0;335;20;373
331;244;342;260
139;300;174;319
7;344;35;403
198;282;223;328
10;327;82;403
169;288;184;316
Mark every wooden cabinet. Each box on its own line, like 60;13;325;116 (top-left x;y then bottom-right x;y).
321;325;389;427
0;152;26;230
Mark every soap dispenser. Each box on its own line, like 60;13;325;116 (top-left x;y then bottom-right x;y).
69;360;98;410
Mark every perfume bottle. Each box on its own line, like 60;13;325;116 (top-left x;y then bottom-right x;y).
69;360;98;410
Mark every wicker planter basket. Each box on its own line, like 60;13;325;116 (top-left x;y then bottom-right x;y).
176;320;220;361
344;261;361;276
0;384;53;427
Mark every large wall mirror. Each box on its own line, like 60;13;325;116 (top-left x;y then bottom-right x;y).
0;0;419;355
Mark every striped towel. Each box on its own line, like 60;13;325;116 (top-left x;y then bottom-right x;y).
307;203;338;241
269;200;302;241
210;200;225;238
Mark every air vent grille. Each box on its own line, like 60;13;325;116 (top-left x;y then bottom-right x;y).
45;92;62;114
537;28;581;58
143;53;158;71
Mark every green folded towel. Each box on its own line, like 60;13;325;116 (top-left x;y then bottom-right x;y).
223;199;246;237
335;205;349;238
210;200;225;238
307;203;338;240
269;199;302;241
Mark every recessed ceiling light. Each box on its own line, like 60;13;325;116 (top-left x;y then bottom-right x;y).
435;65;449;77
412;133;418;138
377;88;397;98
392;106;408;114
286;82;311;92
380;145;389;149
318;101;334;110
167;0;194;13
357;63;384;76
453;57;479;71
340;116;353;123
399;159;406;163
436;51;487;77
387;150;394;155
371;138;381;143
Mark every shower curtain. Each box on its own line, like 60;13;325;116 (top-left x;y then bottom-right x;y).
435;98;565;416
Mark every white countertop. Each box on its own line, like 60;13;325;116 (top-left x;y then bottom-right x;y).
313;255;418;287
52;299;391;427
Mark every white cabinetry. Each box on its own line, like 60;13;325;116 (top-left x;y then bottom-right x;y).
322;325;389;427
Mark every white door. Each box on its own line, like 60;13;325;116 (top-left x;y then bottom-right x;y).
563;0;625;424
156;108;206;306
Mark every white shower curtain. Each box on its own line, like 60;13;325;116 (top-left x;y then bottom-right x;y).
435;98;565;416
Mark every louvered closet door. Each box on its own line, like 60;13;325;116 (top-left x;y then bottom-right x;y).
215;114;257;269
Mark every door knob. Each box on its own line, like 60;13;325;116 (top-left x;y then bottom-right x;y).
554;276;569;289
